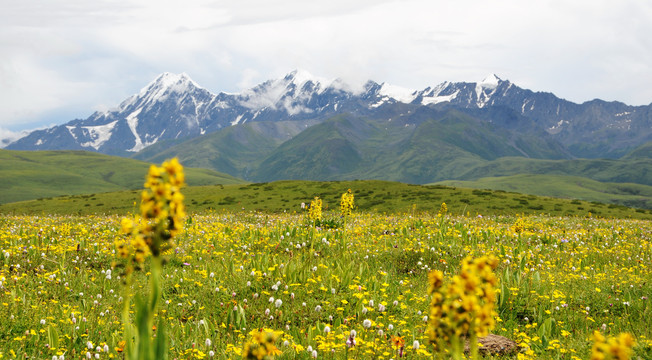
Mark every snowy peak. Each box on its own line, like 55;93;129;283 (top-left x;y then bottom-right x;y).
149;72;200;91
378;83;418;103
420;82;461;105
140;72;202;99
15;70;648;161
284;69;329;90
239;69;332;114
475;74;503;107
479;74;501;89
118;72;206;111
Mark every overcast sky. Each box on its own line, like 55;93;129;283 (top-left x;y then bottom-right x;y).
2;0;652;140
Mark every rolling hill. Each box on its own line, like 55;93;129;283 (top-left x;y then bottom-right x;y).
435;174;652;210
0;149;245;204
1;180;650;220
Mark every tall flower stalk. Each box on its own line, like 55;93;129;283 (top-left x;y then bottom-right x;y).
308;196;322;222
340;189;355;218
115;158;186;360
427;255;499;359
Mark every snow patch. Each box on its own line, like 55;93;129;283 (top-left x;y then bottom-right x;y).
212;100;230;109
79;121;118;150
479;74;500;89
35;139;44;146
378;83;417;103
371;97;390;108
231;114;244;126
547;119;568;134
66;125;78;140
422;90;460;105
475;74;501;108
126;108;145;152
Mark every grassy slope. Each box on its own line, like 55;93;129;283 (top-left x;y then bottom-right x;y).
252;111;573;184
136;123;282;178
0;149;245;204
457;156;652;186
1;179;650;219
622;140;652;159
435;174;652;209
134;120;319;180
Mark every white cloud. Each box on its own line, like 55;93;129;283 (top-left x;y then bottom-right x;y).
0;127;32;148
1;0;652;131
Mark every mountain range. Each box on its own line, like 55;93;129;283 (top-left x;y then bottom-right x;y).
6;70;652;201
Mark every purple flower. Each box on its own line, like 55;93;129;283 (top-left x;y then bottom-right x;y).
346;336;356;347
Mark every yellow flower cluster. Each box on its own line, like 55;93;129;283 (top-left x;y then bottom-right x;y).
117;158;186;269
243;329;282;360
438;202;447;217
590;331;635;360
427;255;499;350
340;189;355;217
512;217;527;233
309;196;322;221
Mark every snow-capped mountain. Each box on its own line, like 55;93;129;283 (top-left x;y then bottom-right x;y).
8;70;355;155
7;70;652;159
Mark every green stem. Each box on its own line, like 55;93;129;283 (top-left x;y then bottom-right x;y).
150;256;162;315
453;339;462;360
122;271;136;360
470;332;479;360
150;255;168;360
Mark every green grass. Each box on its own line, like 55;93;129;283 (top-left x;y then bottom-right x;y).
2;180;650;220
0;149;245;204
435;174;652;210
456;156;652;187
1;210;650;358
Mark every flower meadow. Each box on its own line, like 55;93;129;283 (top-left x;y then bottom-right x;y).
1;182;651;358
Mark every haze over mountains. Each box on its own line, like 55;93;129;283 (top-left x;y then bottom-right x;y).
6;70;652;201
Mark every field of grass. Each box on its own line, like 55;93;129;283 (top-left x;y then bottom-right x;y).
435;174;652;210
2;157;652;359
1;207;650;359
0;149;245;204
1;180;651;220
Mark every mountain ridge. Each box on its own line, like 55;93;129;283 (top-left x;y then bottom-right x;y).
9;70;652;159
6;70;652;189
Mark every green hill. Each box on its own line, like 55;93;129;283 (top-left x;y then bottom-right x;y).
1;180;650;219
252;115;370;181
131;110;572;184
622;141;652;160
134;120;318;179
8;111;650;211
456;156;652;186
435;174;652;209
119;110;652;210
0;149;245;204
252;110;570;183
